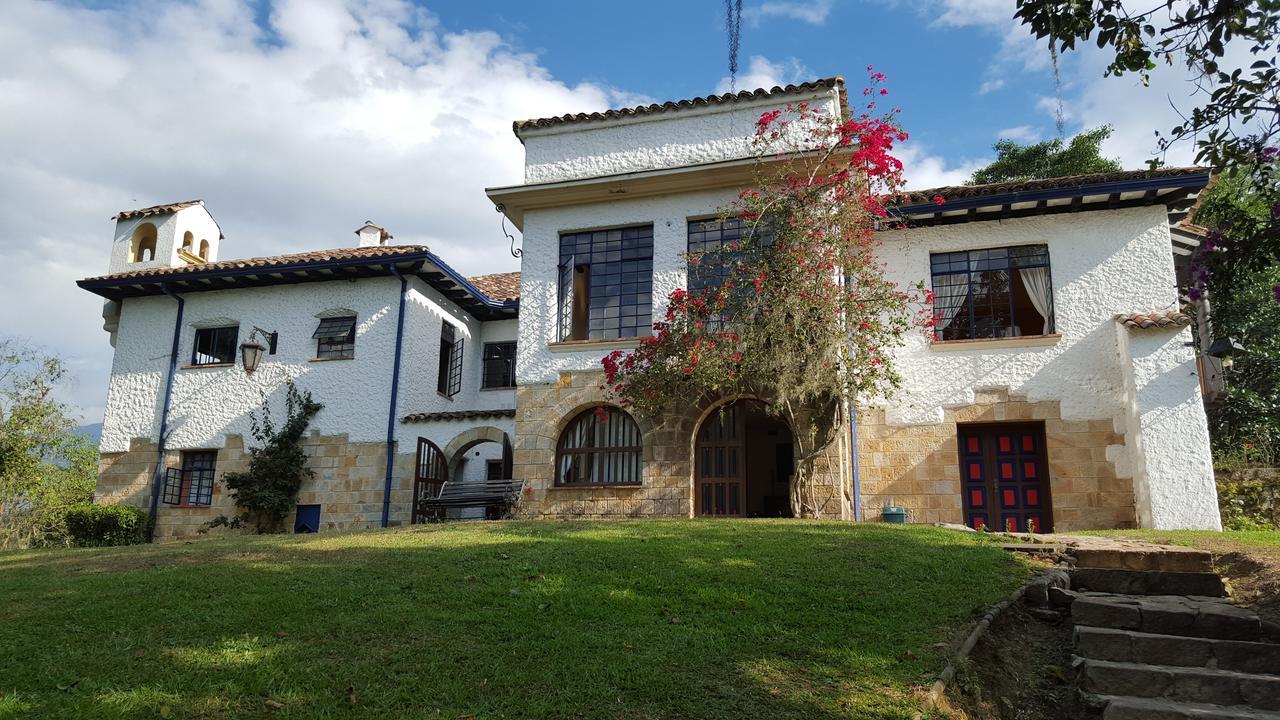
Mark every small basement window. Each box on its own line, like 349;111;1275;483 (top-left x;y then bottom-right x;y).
192;325;238;366
294;504;321;533
481;341;516;389
162;450;217;506
313;315;356;360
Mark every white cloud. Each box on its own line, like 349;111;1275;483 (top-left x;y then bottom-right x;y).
896;143;986;190
0;0;639;422
995;125;1040;143
715;55;808;94
978;78;1005;94
744;0;835;25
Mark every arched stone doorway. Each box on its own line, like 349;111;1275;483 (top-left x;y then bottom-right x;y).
693;399;794;517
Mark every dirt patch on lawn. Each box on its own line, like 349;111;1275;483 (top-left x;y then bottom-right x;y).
942;603;1098;720
1216;550;1280;626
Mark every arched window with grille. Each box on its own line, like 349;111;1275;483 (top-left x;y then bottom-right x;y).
555;406;643;486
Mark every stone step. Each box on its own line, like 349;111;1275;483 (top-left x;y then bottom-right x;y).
1071;568;1228;597
1072;595;1263;641
1074;546;1215;574
1078;658;1280;711
1075;626;1280;675
1097;695;1280;720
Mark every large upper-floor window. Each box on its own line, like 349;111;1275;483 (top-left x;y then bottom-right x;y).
192;325;238;366
481;341;516;389
555;406;643;486
313;315;356;360
930;245;1054;341
437;322;464;397
558;225;653;341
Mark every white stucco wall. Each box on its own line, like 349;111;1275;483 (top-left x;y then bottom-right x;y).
100;275;516;455
1119;325;1221;529
518;87;842;184
875;206;1217;529
515;188;741;385
108;205;221;275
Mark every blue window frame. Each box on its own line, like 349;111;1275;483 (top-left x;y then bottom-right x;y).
930;245;1054;341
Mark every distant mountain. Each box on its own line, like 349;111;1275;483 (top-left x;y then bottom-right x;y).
75;423;103;446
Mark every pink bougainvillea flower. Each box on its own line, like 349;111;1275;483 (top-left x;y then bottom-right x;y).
932;195;945;205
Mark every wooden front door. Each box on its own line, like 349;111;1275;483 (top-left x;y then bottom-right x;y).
411;437;448;524
958;423;1052;533
696;403;745;517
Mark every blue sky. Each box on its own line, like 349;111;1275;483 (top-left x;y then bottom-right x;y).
0;0;1204;422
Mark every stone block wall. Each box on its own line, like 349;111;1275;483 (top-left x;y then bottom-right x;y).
95;431;418;541
858;386;1136;531
513;369;848;519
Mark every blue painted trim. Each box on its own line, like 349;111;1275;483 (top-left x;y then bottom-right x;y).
891;172;1212;217
849;400;862;522
381;268;410;528
149;286;184;542
77;251;519;317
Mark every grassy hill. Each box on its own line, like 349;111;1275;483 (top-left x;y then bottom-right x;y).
0;520;1028;719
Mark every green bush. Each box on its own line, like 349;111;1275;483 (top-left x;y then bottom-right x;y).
1216;469;1280;530
64;504;149;547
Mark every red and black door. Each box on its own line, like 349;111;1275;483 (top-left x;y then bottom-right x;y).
958;423;1052;533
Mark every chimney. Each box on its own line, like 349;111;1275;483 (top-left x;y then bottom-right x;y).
355;221;392;248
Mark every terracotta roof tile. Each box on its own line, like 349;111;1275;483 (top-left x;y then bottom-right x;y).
82;244;432;282
898;167;1210;207
112;200;205;221
1116;310;1194;330
402;408;516;423
467;271;520;302
513;77;845;133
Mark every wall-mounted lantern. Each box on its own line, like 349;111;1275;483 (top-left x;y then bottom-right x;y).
1207;336;1245;371
240;327;278;374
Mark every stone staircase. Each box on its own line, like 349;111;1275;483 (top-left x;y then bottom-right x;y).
1051;540;1280;719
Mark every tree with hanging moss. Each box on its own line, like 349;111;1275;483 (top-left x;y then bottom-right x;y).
221;382;323;533
601;71;933;518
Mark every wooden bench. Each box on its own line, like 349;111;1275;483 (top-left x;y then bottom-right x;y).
415;479;522;521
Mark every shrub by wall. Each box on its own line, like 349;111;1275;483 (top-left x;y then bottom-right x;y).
1217;469;1280;530
64;504;149;547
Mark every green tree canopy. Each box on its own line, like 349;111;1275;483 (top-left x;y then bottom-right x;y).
0;342;97;547
969;126;1124;185
1015;0;1279;169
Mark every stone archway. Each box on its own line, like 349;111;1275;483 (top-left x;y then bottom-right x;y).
692;398;795;518
443;425;510;481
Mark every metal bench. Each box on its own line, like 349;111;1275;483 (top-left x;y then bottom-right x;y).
415;479;522;521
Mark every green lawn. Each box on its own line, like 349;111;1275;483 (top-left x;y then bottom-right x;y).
0;521;1028;720
1085;529;1280;553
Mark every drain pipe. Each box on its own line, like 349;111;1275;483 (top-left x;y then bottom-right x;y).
148;285;185;542
381;266;410;527
849;398;862;521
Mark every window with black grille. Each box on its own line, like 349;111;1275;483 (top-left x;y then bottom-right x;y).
481;342;516;389
313;315;356;359
930;245;1054;341
191;326;238;366
558;225;653;341
437;322;464;397
162;450;217;506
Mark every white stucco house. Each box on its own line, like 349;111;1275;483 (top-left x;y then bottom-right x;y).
80;76;1222;539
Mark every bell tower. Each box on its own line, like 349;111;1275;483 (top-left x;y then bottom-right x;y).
107;200;222;275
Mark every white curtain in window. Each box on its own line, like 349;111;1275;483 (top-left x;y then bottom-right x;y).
1018;267;1052;323
933;273;970;331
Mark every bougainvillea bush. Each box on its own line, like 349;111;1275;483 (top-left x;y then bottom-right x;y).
602;71;933;517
